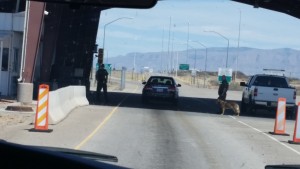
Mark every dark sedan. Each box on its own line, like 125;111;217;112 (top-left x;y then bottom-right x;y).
142;76;181;105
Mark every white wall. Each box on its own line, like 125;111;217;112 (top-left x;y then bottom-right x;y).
9;32;23;96
0;12;24;96
13;12;24;32
0;13;12;31
0;12;24;32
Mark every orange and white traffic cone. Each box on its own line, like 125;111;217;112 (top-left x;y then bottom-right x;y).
289;103;300;144
269;98;289;136
29;84;53;132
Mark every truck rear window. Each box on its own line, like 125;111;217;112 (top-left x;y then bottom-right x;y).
253;76;288;88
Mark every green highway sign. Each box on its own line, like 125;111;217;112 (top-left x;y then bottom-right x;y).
104;64;112;74
218;76;232;83
179;64;189;70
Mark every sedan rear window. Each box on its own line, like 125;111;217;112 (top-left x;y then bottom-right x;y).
148;77;174;85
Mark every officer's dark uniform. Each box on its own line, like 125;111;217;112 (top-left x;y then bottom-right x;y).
218;76;229;113
96;65;108;102
218;76;229;101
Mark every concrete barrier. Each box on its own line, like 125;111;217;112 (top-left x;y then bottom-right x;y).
48;86;89;124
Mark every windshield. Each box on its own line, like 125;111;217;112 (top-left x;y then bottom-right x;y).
1;0;300;169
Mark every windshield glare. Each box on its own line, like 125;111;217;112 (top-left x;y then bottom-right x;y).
1;0;300;169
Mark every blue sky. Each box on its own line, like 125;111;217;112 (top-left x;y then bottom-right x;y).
96;0;300;60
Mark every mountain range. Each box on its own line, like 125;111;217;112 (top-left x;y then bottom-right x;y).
97;47;300;78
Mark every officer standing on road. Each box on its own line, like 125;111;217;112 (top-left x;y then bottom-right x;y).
96;64;109;103
217;75;229;113
218;75;229;101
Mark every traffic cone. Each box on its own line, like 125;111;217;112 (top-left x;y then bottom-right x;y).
269;98;289;136
29;84;53;132
289;103;300;144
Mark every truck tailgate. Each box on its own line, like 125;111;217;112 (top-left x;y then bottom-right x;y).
254;86;295;104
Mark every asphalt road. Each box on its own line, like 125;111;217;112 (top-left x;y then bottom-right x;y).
3;80;300;169
77;82;300;169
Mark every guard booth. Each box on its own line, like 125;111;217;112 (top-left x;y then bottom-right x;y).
0;12;24;97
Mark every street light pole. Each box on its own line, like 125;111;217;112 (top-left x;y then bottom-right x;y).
172;41;189;77
235;9;241;82
176;51;179;77
160;28;165;73
185;44;196;85
103;17;133;63
191;40;208;87
167;17;172;73
204;30;229;68
186;22;189;64
194;49;196;70
171;32;174;73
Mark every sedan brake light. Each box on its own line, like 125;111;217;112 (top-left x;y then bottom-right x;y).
144;85;152;90
168;86;176;92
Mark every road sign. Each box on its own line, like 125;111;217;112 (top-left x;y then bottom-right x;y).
96;63;99;71
218;68;232;83
191;69;197;77
104;64;112;74
179;64;189;70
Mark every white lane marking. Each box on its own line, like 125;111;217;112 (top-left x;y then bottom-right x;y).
229;116;236;120
238;120;263;133
228;115;300;156
262;132;300;156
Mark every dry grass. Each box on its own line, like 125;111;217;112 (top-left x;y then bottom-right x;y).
176;71;249;91
111;70;147;82
110;70;300;95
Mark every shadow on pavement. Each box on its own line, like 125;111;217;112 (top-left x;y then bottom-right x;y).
87;91;277;119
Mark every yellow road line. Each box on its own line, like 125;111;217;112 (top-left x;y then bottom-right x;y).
74;85;139;150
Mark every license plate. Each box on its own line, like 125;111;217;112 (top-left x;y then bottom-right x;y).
156;88;163;92
271;102;277;106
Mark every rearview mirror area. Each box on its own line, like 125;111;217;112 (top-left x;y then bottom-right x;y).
177;84;181;87
29;0;158;9
142;81;146;85
265;165;300;169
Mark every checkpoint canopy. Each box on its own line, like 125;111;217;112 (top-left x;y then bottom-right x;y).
218;68;232;83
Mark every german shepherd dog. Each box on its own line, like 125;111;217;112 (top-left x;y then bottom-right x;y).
217;99;240;116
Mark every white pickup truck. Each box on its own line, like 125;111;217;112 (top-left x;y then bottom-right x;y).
240;74;296;118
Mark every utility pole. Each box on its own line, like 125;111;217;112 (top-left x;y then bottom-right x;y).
235;10;241;82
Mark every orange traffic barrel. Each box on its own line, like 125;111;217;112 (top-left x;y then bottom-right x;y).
29;84;53;132
289;103;300;144
269;98;289;136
